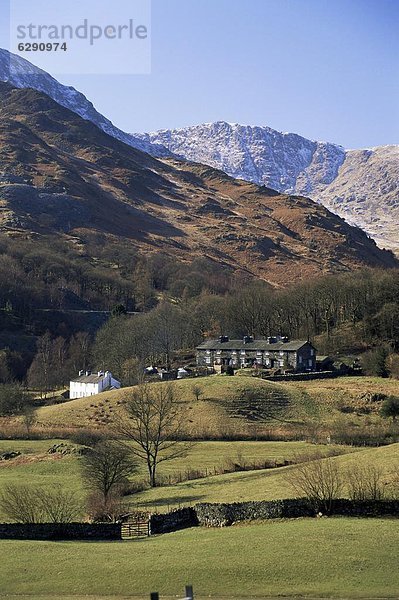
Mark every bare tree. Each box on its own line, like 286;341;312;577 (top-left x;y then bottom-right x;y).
81;440;137;504
191;383;203;402
116;383;191;487
0;485;42;523
22;404;37;434
346;463;387;501
27;332;54;398
285;455;343;513
36;486;82;523
0;484;81;523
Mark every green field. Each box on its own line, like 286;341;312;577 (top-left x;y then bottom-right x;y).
1;518;399;598
132;442;399;511
0;440;352;516
1;376;399;599
1;439;398;514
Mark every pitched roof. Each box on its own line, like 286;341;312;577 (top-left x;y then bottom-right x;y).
70;374;107;384
196;339;312;351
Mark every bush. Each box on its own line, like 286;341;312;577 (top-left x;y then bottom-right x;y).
346;464;387;501
0;484;81;523
86;491;128;523
380;396;399;422
69;429;105;447
387;354;399;379
0;384;31;416
284;455;343;513
361;347;389;377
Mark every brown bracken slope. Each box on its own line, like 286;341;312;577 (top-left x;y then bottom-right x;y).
0;82;396;286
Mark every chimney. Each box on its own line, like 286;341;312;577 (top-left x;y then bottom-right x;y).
78;370;84;377
97;371;104;377
85;370;91;377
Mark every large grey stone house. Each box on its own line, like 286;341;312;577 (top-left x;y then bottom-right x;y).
196;336;316;372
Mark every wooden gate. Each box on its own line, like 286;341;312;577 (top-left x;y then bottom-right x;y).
121;516;150;539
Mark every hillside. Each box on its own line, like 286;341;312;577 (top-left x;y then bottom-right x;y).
137;122;399;252
34;376;306;436
131;442;399;509
30;375;399;445
1;49;398;254
0;83;397;288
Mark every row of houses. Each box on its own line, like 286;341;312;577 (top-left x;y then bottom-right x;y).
69;336;318;398
196;336;317;372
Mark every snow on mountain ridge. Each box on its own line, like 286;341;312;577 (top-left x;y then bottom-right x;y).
135;122;398;251
0;49;397;251
0;48;168;157
135;121;346;196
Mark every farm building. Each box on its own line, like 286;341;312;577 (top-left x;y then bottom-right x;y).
69;370;121;399
196;336;316;372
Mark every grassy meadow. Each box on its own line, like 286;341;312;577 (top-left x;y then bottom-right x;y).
131;442;399;510
0;439;353;516
1;375;399;599
1;518;399;598
1;374;399;513
6;374;398;446
0;438;398;513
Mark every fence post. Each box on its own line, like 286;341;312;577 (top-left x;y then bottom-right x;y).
185;585;194;600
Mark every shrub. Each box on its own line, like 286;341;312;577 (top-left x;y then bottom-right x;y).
0;484;81;523
387;353;399;380
346;464;387;501
86;491;128;523
285;455;343;513
361;347;389;377
0;384;31;416
380;396;399;422
69;429;105;447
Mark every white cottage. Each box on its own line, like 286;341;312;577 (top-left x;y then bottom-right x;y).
69;370;121;399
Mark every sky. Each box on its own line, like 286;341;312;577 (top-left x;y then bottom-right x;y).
1;0;399;148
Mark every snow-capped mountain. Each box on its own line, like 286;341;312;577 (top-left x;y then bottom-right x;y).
0;49;167;157
0;49;397;251
135;122;347;195
135;122;399;251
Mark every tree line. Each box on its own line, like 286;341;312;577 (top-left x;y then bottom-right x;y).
0;266;398;395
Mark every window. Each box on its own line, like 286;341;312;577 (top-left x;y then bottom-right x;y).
279;360;284;367
308;359;313;367
206;357;211;364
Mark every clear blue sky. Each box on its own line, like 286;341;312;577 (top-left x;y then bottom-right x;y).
2;0;399;148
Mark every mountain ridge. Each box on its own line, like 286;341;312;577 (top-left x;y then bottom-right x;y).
0;81;397;288
0;49;397;255
136;122;399;252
